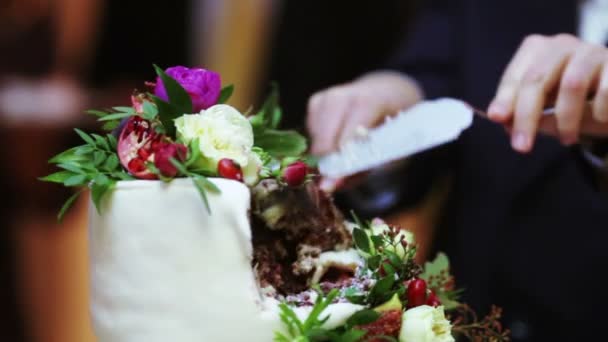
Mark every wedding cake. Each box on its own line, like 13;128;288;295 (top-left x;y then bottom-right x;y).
41;65;508;342
89;178;368;341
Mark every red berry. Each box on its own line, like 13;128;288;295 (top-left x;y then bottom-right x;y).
217;158;243;181
154;143;188;177
127;158;147;173
283;161;308;186
426;290;441;307
407;278;427;308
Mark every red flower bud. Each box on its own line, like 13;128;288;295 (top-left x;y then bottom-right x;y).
283;161;308;186
154;143;188;177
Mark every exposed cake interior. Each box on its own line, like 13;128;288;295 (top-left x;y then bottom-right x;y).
250;179;362;299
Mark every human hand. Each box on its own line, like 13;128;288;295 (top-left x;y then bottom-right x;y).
487;34;608;153
307;71;423;156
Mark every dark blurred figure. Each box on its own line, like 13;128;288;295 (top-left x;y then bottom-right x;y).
262;0;415;130
306;0;608;341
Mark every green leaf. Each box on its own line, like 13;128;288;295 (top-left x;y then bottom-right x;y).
111;171;134;180
278;303;305;335
57;162;85;174
217;84;234;104
97;112;134;122
39;171;76;183
49;146;89;164
254;129;307;157
112;106;135;113
420;252;450;283
91;181;114;214
353;227;371;254
195;174;220;194
94;173;111;186
169;158;189;176
63;174;88;186
153;64;193;113
85;109;109;117
74;128;95;145
192;177;212;214
369;276;395;303
367;255;382;270
436;292;461;311
350;210;364;229
93;151;106;166
252;83;280;130
74;145;95;155
270;107;282;129
142;111;157;121
103;154;120;171
93;134;110;150
303;154;319;168
345;293;366;305
57;189;84;222
385;250;404;270
151;95;181;137
185;138;201;167
107;134;118;149
142;101;159;120
101;121;120;131
336;329;367;342
380;261;396;278
346;309;380;327
370;235;384;249
303;289;339;332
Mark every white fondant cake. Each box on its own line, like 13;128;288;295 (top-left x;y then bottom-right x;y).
88;178;361;342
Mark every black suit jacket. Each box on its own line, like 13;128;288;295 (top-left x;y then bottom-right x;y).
391;0;608;340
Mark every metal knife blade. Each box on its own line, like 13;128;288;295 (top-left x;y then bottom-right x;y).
318;98;474;179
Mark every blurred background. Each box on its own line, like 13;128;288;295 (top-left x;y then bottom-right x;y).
0;0;418;340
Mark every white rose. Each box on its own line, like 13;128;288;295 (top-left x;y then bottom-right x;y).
175;104;254;172
399;305;454;342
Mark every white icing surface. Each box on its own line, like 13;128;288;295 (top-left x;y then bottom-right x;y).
89;178;366;341
89;178;280;342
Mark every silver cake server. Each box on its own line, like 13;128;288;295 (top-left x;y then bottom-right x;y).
317;98;474;179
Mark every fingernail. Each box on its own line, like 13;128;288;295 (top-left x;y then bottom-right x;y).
488;103;507;119
512;132;529;152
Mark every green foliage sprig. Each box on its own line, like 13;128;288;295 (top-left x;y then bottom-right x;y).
275;288;382;342
249;84;307;157
39;129;132;221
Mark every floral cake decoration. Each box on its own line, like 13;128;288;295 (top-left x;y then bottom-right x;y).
41;65;311;218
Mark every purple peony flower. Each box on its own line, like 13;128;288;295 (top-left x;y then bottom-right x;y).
154;66;221;112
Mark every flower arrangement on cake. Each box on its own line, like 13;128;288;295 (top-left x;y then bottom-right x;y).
41;65;509;342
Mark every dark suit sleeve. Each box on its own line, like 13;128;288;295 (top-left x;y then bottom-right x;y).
387;0;463;99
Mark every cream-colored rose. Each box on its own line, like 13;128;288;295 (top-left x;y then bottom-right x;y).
399;305;454;342
175;104;254;172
